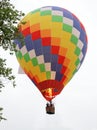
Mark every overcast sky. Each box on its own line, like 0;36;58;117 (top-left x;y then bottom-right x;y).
0;0;97;130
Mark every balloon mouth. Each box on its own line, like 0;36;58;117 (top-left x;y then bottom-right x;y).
41;88;56;101
37;80;64;101
43;95;55;101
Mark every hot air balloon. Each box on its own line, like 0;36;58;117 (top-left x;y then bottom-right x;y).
14;6;88;114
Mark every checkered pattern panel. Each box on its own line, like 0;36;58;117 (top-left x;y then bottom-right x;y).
14;6;88;100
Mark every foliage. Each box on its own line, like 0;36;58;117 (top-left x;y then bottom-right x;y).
0;108;6;121
0;58;16;91
0;0;25;121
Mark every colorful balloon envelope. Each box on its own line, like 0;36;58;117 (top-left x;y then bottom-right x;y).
14;6;88;101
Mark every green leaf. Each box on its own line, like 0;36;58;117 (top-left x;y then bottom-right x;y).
0;0;25;121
